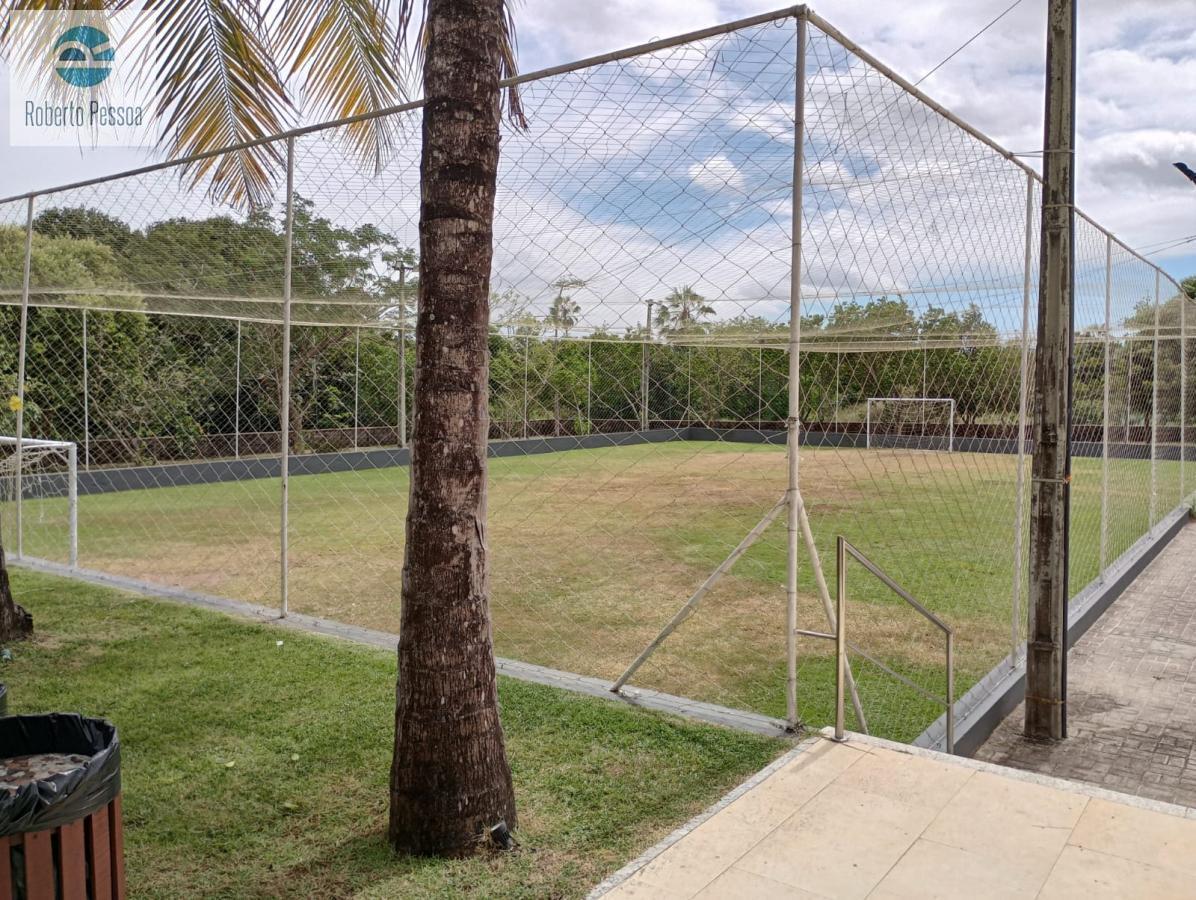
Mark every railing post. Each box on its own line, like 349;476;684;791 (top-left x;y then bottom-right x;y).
1151;270;1160;527
279;136;295;618
945;632;955;754
1011;171;1034;661
785;10;808;730
14;196;34;560
834;536;846;742
1101;236;1112;571
81;308;90;470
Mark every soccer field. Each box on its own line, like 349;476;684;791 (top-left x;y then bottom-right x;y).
8;440;1184;739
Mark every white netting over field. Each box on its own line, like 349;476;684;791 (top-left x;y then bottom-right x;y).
0;9;1191;744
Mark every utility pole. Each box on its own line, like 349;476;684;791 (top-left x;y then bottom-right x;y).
641;299;654;431
1025;0;1076;741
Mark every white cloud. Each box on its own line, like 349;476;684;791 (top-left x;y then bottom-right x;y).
687;154;746;192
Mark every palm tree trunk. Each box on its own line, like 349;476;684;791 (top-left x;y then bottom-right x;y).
389;0;516;856
0;534;33;643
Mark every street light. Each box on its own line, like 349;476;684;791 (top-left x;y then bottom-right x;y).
1175;162;1196;187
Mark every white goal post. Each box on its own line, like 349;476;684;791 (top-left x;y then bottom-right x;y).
865;398;956;453
0;436;78;567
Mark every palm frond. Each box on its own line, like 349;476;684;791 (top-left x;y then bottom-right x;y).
120;0;294;209
273;0;405;173
397;0;526;129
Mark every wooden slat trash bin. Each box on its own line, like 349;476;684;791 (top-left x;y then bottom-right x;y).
0;715;125;899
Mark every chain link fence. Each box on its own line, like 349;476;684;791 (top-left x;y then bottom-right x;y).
0;7;1191;745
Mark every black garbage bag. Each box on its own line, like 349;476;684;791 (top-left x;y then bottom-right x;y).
0;714;120;836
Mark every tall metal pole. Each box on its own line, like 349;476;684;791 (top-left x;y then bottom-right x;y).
785;12;808;730
66;442;77;568
81;308;90;470
397;264;408;449
758;348;764;427
1126;343;1133;442
1183;289;1188;500
14;196;34;560
1025;0;1075;742
1100;236;1112;573
234;320;242;459
279;136;295;619
834;350;840;425
353;327;360;450
641;299;654;431
1011;171;1035;662
1151;270;1160;526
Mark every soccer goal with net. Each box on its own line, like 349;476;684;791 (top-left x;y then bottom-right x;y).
0;436;78;567
865;398;955;452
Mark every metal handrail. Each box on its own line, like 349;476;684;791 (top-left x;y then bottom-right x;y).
834;536;955;753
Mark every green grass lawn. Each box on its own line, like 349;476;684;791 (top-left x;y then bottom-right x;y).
3;569;785;899
10;440;1188;742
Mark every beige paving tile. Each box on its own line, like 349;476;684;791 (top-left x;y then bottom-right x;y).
1038;845;1194;900
922;769;1087;881
868;837;1046;900
630;813;767;897
720;740;865;830
1068;797;1196;875
695;867;827;899
601;878;693;899
831;745;973;813
734;782;931;900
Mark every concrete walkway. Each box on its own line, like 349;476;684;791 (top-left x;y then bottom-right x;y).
977;522;1196;807
592;733;1196;899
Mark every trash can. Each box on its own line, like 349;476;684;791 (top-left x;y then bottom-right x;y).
0;714;125;900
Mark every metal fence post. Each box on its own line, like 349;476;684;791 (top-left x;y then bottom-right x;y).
14;196;34;560
353;327;360;450
1151;270;1160;527
1183;288;1188;500
834;350;840;425
81;308;90;470
758;348;764;427
279;136;295;618
1101;235;1112;572
785;10;808;730
67;441;77;568
398;265;408;449
687;346;693;423
586;340;592;430
522;335;529;439
1011;171;1034;660
834;536;846;742
234;319;242;459
641;300;653;432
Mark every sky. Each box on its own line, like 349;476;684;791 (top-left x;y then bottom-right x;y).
515;0;1196;284
0;0;1193;330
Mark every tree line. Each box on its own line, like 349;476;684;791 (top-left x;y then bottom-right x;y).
1;206;1189;463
